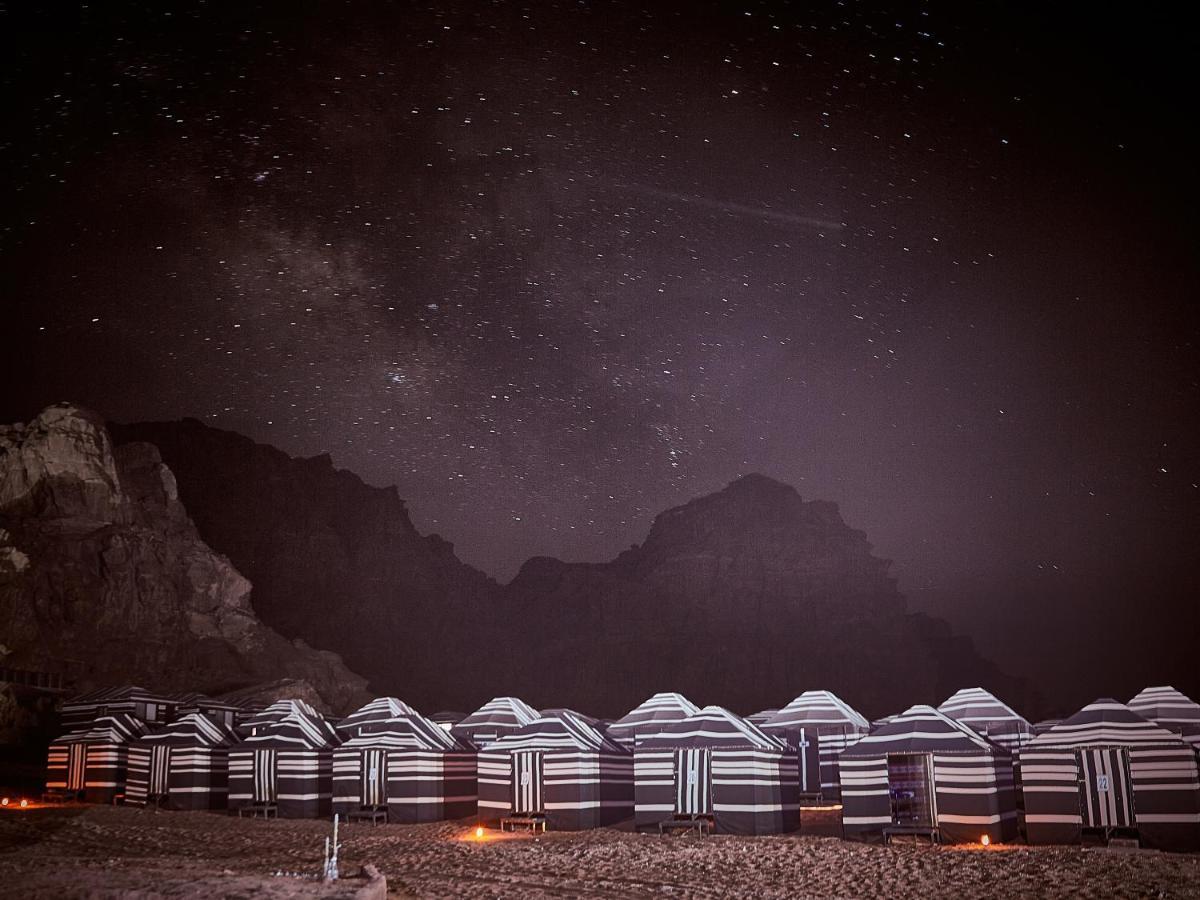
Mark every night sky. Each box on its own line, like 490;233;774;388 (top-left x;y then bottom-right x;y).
3;2;1197;704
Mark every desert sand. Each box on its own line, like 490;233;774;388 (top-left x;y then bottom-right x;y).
1;805;1198;899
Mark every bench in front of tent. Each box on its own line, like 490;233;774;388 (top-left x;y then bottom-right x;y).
883;823;940;844
347;805;388;826
659;814;714;836
501;813;547;833
236;802;278;819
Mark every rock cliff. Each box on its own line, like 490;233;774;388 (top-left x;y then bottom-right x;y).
113;420;1033;719
0;405;370;715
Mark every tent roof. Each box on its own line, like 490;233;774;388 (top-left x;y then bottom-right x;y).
55;713;149;745
136;712;237;748
842;705;1000;757
1128;686;1200;727
1027;699;1188;748
485;710;626;754
607;692;701;740
338;697;420;733
241;711;338;750
637;705;785;751
339;713;467;751
452;696;539;736
937;687;1033;731
763;690;870;732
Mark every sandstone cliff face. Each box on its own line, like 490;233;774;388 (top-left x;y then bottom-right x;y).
110;418;1032;720
0;405;370;715
112;418;499;712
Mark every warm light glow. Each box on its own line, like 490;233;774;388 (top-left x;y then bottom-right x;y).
980;834;990;846
475;826;485;838
1;798;8;807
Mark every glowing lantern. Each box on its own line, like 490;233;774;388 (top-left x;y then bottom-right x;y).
19;799;28;809
980;834;991;846
1;798;8;807
475;826;485;839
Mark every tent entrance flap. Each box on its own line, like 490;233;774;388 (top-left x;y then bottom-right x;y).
361;748;387;806
253;749;278;803
1078;748;1135;830
512;750;544;814
149;746;171;796
67;744;86;791
674;748;713;815
888;753;936;828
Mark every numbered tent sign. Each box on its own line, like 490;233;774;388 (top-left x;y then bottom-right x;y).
1079;749;1134;829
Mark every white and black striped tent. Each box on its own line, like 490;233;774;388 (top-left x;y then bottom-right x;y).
478;710;633;830
46;713;150;803
126;712;238;810
333;712;477;822
937;687;1035;752
634;705;799;835
172;693;247;730
451;696;539;748
59;685;175;730
228;710;340;818
336;697;420;737
236;699;323;737
1019;698;1200;852
839;704;1018;845
1128;686;1200;751
607;692;701;748
762;690;870;802
747;709;779;725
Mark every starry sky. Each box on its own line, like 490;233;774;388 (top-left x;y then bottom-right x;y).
3;2;1197;705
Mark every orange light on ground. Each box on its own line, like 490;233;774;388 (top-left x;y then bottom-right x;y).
19;799;28;808
1;798;8;807
980;834;990;846
475;826;485;838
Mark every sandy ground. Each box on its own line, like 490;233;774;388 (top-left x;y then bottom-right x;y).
1;805;1198;899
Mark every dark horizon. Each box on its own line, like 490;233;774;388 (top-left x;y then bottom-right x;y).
3;2;1197;718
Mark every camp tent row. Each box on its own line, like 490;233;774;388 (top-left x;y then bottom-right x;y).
46;713;149;804
126;712;238;809
762;690;870;801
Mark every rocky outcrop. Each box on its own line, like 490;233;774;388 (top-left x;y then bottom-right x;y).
110;418;1032;720
111;418;500;713
0;404;370;716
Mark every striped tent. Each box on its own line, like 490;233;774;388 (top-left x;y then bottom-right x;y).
451;696;539;748
607;693;701;748
478;711;633;830
937;687;1035;752
747;709;779;725
237;699;323;737
337;697;421;737
333;713;477;822
430;711;466;731
1019;699;1200;852
126;713;238;810
839;704;1017;845
1034;719;1063;735
762;690;870;802
60;685;175;729
1128;686;1200;751
46;713;150;803
172;694;247;730
228;711;339;818
635;706;799;835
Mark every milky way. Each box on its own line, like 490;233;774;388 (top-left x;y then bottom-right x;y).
3;2;1197;695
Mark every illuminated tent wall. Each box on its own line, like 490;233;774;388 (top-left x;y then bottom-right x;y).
451;696;539;748
46;713;150;803
336;697;420;738
634;706;799;835
762;689;870;802
938;687;1035;752
126;713;238;810
607;692;701;748
1128;686;1200;751
59;685;176;730
332;713;476;822
228;711;339;818
839;704;1018;845
1019;699;1200;852
477;711;633;830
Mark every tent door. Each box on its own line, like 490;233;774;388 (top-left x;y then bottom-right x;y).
1078;748;1135;830
253;749;278;803
674;748;713;815
149;746;172;796
888;753;936;828
795;727;821;797
67;744;86;791
512;751;544;814
361;749;387;807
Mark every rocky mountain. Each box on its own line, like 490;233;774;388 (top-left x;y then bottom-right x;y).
0;405;370;719
113;419;1035;720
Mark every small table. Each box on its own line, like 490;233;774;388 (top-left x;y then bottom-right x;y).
659;815;714;836
501;814;547;833
883;824;940;844
237;802;278;819
348;806;388;825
